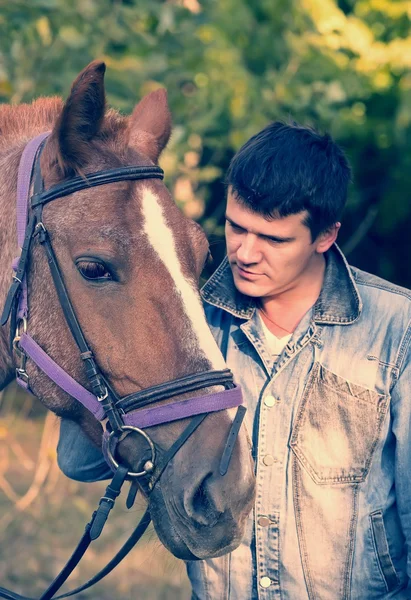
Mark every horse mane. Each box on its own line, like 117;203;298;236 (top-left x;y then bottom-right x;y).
0;97;127;152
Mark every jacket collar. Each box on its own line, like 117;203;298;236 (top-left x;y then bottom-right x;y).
201;244;362;325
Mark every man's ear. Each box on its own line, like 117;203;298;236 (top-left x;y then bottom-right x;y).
315;223;341;254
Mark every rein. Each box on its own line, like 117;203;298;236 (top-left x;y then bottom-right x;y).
0;133;246;599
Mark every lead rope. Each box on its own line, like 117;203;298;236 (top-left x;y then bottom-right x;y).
0;409;241;600
0;466;153;600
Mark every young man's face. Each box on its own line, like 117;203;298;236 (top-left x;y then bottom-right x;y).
225;190;338;300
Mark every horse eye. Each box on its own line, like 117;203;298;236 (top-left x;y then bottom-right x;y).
76;260;112;281
205;250;213;268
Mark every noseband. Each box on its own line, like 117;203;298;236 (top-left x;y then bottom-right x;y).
0;133;246;600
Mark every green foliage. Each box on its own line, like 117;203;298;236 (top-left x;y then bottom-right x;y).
0;0;410;284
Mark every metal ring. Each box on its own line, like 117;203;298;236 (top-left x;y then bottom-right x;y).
107;426;156;478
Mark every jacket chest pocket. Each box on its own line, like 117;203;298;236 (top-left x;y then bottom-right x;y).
290;362;390;484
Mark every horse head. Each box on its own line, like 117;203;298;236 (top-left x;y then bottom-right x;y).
0;61;255;560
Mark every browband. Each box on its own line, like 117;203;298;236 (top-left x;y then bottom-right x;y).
31;166;164;208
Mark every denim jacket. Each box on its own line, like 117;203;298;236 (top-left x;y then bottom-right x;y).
187;244;411;600
57;244;411;600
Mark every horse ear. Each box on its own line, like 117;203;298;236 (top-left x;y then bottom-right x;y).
49;61;106;175
128;88;172;163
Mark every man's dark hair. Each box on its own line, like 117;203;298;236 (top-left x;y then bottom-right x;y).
226;121;351;240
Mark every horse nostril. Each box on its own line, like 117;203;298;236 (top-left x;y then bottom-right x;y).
185;474;223;527
192;480;211;516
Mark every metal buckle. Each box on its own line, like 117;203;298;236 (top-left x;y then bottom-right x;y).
97;388;109;402
34;221;46;236
16;362;29;384
107;426;156;479
13;317;27;348
13;318;29;384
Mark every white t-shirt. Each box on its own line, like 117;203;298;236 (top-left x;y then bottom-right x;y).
258;312;292;357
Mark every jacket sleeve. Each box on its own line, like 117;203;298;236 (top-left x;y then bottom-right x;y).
57;418;112;482
390;331;411;583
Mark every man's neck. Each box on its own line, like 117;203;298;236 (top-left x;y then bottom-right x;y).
259;253;326;335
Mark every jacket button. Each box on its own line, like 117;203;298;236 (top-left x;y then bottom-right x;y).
258;516;271;527
260;576;271;588
264;395;276;407
262;454;277;466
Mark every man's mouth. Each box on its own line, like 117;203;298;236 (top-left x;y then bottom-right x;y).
236;265;261;279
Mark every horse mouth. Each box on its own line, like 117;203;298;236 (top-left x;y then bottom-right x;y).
148;486;246;560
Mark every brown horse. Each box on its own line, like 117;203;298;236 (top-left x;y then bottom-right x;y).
0;62;255;560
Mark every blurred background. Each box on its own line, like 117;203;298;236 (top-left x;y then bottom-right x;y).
0;0;410;597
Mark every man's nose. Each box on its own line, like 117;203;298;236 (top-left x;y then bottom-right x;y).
236;233;260;264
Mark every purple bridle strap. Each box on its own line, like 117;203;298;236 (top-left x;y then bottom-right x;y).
123;386;242;429
18;332;243;427
15;132;50;320
12;132;244;448
19;332;105;420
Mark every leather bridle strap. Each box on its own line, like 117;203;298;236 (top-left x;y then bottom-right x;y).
51;508;152;599
1;214;37;328
0;132;248;600
0;416;213;600
18;332;105;420
0;509;151;600
122;385;242;429
219;405;247;476
42;416;211;599
31;166;164;208
36;224;108;396
49;420;211;599
69;414;212;599
3;132;244;438
30;149;127;432
132;413;209;492
0;466;139;600
17;330;243;432
117;368;235;411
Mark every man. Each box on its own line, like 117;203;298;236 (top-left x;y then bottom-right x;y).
58;121;411;599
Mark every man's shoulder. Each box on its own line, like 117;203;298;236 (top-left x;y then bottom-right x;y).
350;265;411;324
351;265;411;303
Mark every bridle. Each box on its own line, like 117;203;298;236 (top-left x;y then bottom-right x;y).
0;133;246;600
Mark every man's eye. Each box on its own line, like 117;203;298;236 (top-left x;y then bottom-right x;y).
265;238;287;245
229;222;244;233
76;260;112;281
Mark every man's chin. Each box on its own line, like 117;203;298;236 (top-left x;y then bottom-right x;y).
232;274;265;297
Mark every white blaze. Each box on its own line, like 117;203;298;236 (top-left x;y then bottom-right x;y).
141;187;225;370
